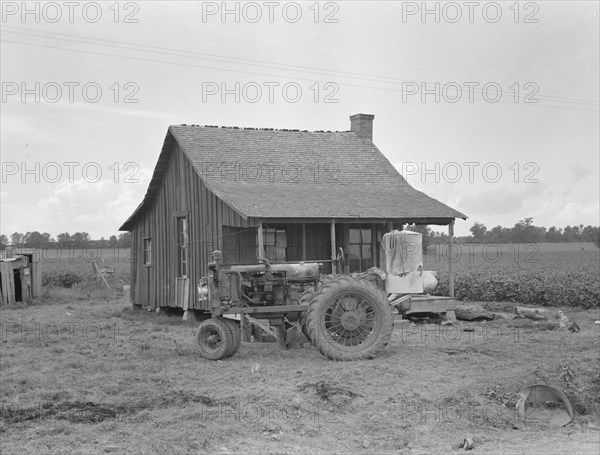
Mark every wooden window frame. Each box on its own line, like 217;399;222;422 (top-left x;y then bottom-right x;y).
346;224;374;273
176;216;188;278
143;237;152;267
262;225;287;262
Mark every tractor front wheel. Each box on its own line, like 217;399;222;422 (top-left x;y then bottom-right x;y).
306;276;393;361
196;318;233;360
222;318;241;357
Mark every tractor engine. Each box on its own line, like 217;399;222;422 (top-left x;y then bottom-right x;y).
203;251;320;316
240;270;288;305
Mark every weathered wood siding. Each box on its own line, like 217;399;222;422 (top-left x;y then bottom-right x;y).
130;144;251;310
0;257;31;305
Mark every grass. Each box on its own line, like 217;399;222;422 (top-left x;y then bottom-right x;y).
1;298;599;454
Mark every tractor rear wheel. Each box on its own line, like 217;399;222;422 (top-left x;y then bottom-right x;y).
222;318;241;357
319;274;339;286
299;314;311;342
196;318;233;360
306;276;393;361
299;287;316;342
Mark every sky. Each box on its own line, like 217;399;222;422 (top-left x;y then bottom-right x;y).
1;1;598;239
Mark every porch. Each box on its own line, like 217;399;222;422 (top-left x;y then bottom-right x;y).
221;218;458;297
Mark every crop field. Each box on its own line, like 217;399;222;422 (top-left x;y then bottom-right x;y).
1;242;598;454
425;242;600;309
36;249;131;302
424;241;598;275
40;248;131;284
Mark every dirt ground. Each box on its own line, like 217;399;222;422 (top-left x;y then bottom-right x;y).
1;298;599;454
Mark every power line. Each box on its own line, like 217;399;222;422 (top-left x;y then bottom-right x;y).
5;25;598;106
3;26;599;107
1;26;417;85
1;32;598;112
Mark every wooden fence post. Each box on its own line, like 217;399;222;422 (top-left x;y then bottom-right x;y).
449;220;455;298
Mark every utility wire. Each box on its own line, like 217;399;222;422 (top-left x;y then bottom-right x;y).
4;25;597;106
1;31;598;111
2;26;417;85
3;26;599;107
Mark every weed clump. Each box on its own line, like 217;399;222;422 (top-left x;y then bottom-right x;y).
42;271;88;288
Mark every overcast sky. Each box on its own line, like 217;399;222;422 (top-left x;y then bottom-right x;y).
1;1;598;239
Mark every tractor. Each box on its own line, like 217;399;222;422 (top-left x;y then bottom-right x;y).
194;230;446;361
195;247;394;361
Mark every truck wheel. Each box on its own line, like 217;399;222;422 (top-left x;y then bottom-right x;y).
306;276;393;361
222;318;241;357
196;318;233;360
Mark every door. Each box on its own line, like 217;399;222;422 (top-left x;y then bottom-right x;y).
175;216;189;309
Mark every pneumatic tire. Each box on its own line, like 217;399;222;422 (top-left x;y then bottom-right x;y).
222;318;241;357
196;318;233;360
306;276;393;361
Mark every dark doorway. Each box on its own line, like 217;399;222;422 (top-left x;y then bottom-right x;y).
13;269;22;302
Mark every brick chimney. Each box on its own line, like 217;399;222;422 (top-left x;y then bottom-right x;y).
350;113;374;141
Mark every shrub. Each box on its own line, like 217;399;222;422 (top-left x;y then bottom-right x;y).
42;271;87;288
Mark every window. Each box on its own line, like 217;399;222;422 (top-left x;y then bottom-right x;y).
177;217;188;277
348;226;372;272
263;227;287;261
143;238;151;266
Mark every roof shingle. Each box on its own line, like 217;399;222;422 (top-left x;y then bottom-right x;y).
119;123;466;230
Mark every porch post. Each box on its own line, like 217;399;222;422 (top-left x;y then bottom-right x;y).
330;220;336;276
257;220;264;260
448;220;455;298
301;222;306;261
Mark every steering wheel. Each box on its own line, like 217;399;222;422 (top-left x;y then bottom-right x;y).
336;247;345;273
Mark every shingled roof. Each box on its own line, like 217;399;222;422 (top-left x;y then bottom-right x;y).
120;116;466;230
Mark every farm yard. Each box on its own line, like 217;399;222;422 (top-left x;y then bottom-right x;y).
3;1;598;453
0;242;599;454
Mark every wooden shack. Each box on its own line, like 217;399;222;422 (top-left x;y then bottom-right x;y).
119;113;467;312
12;247;42;298
0;253;36;305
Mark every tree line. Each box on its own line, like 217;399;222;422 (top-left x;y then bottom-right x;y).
466;218;599;245
427;218;599;247
1;218;599;251
0;231;132;249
